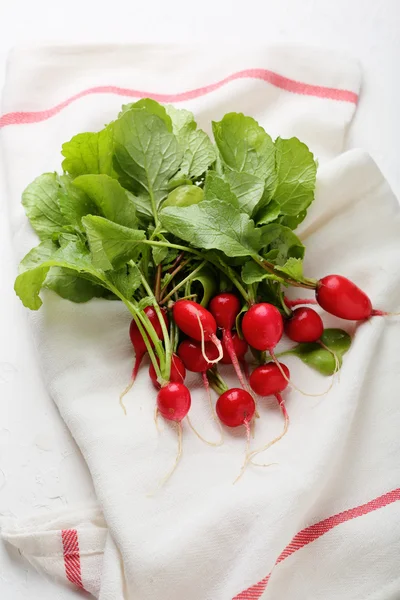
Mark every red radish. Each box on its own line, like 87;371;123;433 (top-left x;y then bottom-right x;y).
242;303;283;351
157;382;191;422
216;388;255;428
285;307;324;343
149;354;186;390
221;332;248;365
209;293;241;330
249;362;290;397
209;293;249;390
316;275;372;320
178;339;219;372
173;300;218;341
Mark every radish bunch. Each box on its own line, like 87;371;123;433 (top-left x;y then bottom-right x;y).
15;98;398;487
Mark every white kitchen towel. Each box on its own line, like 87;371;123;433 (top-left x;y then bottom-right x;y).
1;45;400;600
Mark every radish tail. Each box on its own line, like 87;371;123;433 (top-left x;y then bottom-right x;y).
119;353;144;415
233;418;252;484
250;393;289;467
149;421;183;495
242;360;250;383
270;350;334;398
154;406;161;433
186;372;224;446
371;309;400;316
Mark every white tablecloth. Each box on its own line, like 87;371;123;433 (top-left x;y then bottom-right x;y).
0;1;399;598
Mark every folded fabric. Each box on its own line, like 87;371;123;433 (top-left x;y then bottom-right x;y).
1;45;400;600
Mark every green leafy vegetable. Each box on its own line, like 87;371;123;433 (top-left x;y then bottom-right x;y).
225;171;264;215
255;200;281;225
241;261;284;285
58;175;98;228
273;137;317;216
119;99;173;131
203;172;238;206
61;127;115;177
177;128;216;178
44;267;106;303
22;173;67;240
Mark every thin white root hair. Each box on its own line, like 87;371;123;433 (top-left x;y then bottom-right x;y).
270;350;334;398
196;313;223;365
148;421;183;496
249;396;289;466
119;380;134;415
154;406;161;433
233;419;252;484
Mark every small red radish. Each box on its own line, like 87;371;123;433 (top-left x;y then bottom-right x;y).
157;382;191;422
209;293;241;330
249;362;290;397
221;332;248;365
173;300;217;341
209;293;249;389
316;274;375;320
149;354;186;390
178;339;219;373
242;303;283;351
285;307;324;343
216;388;255;428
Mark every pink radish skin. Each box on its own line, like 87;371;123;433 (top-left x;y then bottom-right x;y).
149;354;186;390
129;306;168;382
173;300;217;341
178;339;219;373
221;332;248;365
249;363;290;397
209;293;241;330
216;388;256;428
285;307;324;343
157;382;191;422
316;275;372;320
284;297;318;308
242;303;283;351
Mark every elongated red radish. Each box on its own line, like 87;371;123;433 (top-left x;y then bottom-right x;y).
157;382;191;422
242;303;283;351
316;274;399;320
120;306;169;414
209;293;249;390
173;300;223;364
177;340;223;445
149;354;186;390
221;332;248;364
249;363;290;396
285;307;324;343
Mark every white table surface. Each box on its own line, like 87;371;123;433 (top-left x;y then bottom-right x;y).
0;1;399;598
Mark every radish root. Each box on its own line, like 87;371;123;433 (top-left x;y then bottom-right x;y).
149;421;183;495
233;418;252;484
250;393;289;466
196;313;223;365
186;372;224;446
285;298;318;308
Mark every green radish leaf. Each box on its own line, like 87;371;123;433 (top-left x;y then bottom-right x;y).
203;172;238;206
191;266;218;307
14;240;106;310
61;127;115;177
165;105;196;135
176;129;216;178
22;173;67;241
279;210;308;230
107;263;142;298
163;184;204;208
275;257;304;280
273;137;317;216
160;199;264;257
113;108;182;211
44;267;106;303
212;114;276;195
288;344;340;376
241;261;285;285
137;296;154;310
152;245;169;266
58;175;98;229
255;200;281;225
263;224;305;265
119;99;173;131
82;215;146;270
73;174;138;228
225;171;264;215
235;305;248;338
320;329;352;355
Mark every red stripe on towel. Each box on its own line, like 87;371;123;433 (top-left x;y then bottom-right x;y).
234;488;400;599
0;68;357;128
62;528;84;590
